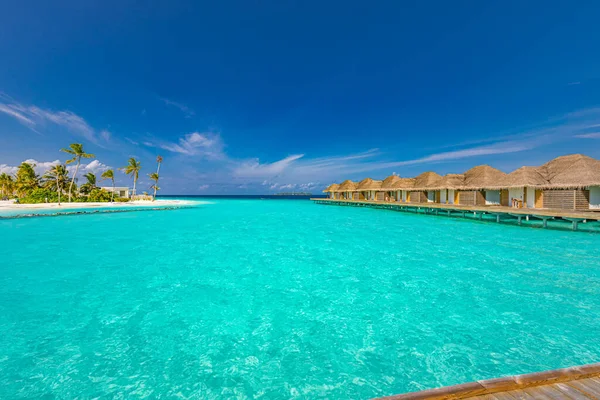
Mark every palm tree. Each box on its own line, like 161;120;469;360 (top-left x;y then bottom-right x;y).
101;169;115;202
0;173;15;198
80;172;97;195
121;158;141;198
148;172;160;200
43;165;69;205
156;155;163;175
61;143;95;202
151;155;163;201
15;162;40;197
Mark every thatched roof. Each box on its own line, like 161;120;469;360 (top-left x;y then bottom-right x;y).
541;154;600;188
504;167;548;188
338;179;358;191
323;183;339;193
462;165;507;190
357;178;383;190
381;175;401;189
413;171;442;190
388;177;416;190
430;174;465;190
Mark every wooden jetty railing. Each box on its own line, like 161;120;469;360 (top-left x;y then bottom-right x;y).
375;362;600;399
311;198;600;231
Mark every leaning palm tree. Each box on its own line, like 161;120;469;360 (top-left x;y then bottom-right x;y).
61;143;95;202
101;169;115;202
43;164;69;205
156;155;163;175
148;172;160;200
121;158;141;198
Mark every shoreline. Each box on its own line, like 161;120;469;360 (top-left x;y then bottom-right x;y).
0;199;199;211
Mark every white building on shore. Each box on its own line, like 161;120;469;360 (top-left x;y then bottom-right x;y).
100;187;130;199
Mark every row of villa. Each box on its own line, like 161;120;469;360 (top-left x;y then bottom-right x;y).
323;154;600;211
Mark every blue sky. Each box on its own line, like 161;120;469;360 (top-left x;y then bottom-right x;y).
1;1;600;194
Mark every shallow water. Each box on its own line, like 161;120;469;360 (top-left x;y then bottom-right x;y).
1;199;600;398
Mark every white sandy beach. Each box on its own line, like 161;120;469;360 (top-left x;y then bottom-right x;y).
0;199;198;211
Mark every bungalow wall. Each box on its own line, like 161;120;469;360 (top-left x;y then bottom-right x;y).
500;189;509;206
409;191;427;203
591;187;600;209
542;189;590;211
375;191;385;201
458;191;486;206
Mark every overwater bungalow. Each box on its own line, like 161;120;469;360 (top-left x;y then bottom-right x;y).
323;183;340;199
502;166;548;208
357;178;383;200
337;180;358;200
410;171;442;203
324;154;600;211
380;175;402;201
536;154;600;210
431;173;464;205
458;165;507;206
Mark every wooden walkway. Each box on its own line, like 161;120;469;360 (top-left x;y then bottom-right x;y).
311;198;600;231
376;363;600;400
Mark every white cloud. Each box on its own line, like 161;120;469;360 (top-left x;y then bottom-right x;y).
0;164;18;175
158;132;225;158
198;184;209;190
125;137;139;145
159;97;195;118
232;154;304;179
100;130;111;141
82;160;111;174
575;132;600;139
0;95;100;142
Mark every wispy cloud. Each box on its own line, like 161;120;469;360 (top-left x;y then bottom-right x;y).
100;130;111;141
575;132;600;139
0;94;101;143
149;132;225;158
159;97;195;118
232;154;304;179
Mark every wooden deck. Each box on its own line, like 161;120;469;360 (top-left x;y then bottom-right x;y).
376;362;600;400
311;198;600;230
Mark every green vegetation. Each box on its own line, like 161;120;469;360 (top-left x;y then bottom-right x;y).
1;143;164;205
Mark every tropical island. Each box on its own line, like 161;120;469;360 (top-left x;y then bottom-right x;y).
0;142;163;206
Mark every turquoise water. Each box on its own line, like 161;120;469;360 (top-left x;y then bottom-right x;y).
1;199;600;399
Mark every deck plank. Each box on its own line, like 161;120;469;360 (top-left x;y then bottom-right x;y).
554;382;593;399
567;379;600;399
375;362;600;400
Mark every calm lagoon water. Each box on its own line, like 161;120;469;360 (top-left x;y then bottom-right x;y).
1;198;600;398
